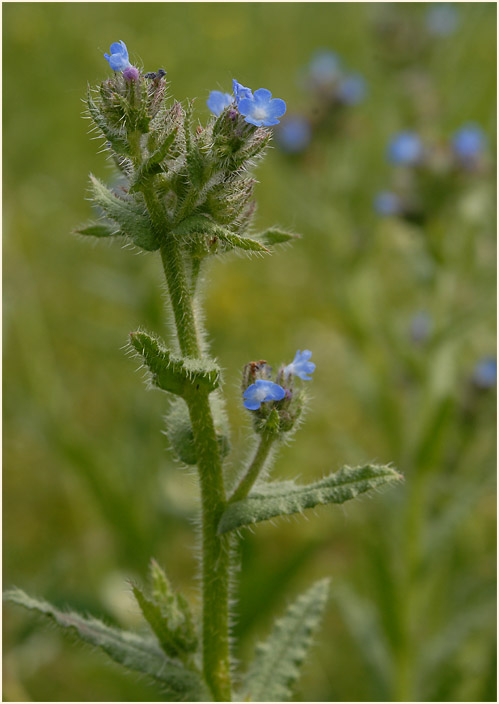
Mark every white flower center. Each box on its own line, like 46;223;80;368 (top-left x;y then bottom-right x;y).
252;106;269;121
255;385;269;401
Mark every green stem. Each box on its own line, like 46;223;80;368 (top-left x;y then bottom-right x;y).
142;183;232;700
229;432;275;503
185;389;232;701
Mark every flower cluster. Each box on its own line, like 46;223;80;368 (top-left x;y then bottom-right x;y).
374;124;488;221
241;351;315;434
276;49;366;155
207;79;286;127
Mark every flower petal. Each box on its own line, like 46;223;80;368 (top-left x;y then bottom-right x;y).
268;98;287;118
253;88;272;105
237;98;254;116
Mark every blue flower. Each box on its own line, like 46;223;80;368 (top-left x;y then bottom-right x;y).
387;131;423;166
104;40;131;72
373;190;401;216
472;358;497;389
426;3;458;37
232;79;253;104
337;74;366;105
207;91;234;116
284;350;315;381
452;124;486;161
277;116;312;153
309;50;341;86
238;88;287;127
243;379;286;410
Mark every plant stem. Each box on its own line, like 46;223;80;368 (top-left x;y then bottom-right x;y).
185;388;232;701
144;184;232;700
229;432;275;503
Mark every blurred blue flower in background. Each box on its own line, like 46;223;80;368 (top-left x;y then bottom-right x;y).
373;190;402;216
207;91;234;116
277;116;312;153
284;350;315;380
409;310;433;344
232;79;253;104
243;379;286;410
238;88;286;127
309;49;342;86
388;131;424;165
426;3;459;37
337;73;367;105
104;40;131;72
472;358;497;389
452;123;486;163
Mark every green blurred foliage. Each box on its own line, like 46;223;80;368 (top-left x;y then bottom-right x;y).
3;2;496;702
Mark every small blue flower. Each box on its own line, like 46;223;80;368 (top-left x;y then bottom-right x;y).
373;190;401;216
243;379;286;410
232;79;253;104
472;358;497;389
426;3;459;37
387;131;423;166
309;50;341;86
104;40;131;72
284;350;315;381
238;88;287;127
337;74;366;105
207;91;234;116
452;124;486;161
277;116;312;153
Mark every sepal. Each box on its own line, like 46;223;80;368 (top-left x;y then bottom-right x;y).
129;331;221;395
87;87;130;155
239;579;330;702
129;128;178;192
218;464;403;533
74;221;121;238
175;215;269;254
258;227;301;247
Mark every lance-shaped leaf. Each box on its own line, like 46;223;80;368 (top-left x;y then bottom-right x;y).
240;578;330;702
129;128;178;192
89;174;159;251
4;588;208;701
175;215;269;254
130;330;221;395
74;220;121;239
258;227;301;247
87;88;130;155
218;464;403;534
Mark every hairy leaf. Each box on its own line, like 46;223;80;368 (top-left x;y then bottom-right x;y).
74;221;121;238
258;227;301;247
130;330;220;395
175;215;269;254
4;588;208;701
241;578;330;701
218;464;403;533
87;88;130;155
89;174;158;251
130;128;178;192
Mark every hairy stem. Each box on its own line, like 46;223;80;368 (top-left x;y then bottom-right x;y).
229;432;275;503
143;183;232;699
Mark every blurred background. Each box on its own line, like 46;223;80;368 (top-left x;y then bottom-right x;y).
3;2;496;701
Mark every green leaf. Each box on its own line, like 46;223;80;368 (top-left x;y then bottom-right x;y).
258;228;301;247
89;174;158;251
175;215;269;254
129;330;221;395
74;221;121;238
4;588;208;701
218;464;403;534
87;88;130;155
240;578;330;702
165;397;230;465
129;128;178;192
